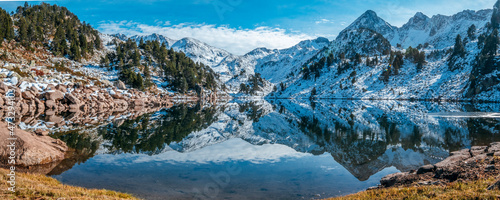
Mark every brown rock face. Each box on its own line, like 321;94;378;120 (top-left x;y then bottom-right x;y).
0;122;68;167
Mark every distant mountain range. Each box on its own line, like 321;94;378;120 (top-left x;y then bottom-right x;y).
105;1;500;101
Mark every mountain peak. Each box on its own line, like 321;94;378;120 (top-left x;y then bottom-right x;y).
338;9;395;40
361;10;378;18
313;37;330;44
402;12;430;30
111;33;128;41
414;12;429;19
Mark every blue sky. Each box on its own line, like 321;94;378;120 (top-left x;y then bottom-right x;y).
0;0;496;54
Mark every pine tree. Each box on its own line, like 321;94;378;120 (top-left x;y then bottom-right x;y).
448;34;466;71
0;9;14;44
70;42;81;61
79;34;88;57
354;53;362;65
453;34;466;57
139;38;145;49
467;24;477;40
135;73;144;90
133;49;141;66
391;52;404;75
482;29;499;57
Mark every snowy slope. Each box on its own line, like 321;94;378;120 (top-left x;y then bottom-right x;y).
171;38;232;68
128;33;329;95
254;37;330;83
272;2;500;102
130;33;177;47
340;8;493;49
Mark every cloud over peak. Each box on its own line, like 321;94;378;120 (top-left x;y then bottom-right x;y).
97;21;314;55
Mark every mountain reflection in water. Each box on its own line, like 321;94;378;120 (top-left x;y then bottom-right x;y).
46;100;500;199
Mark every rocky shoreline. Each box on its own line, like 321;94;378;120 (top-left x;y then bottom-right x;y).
0;81;175;118
0;80;200;169
373;142;500;190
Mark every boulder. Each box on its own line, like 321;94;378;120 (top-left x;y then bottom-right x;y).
34;98;45;112
0;82;8;94
115;80;126;90
417;164;436;174
21;91;35;100
132;99;144;107
45;100;56;110
111;92;125;99
435;152;471;168
0;121;67;166
66;93;80;105
488;142;500;153
46;115;63;124
55;84;67;93
380;172;408;187
471;146;487;156
34;129;49;136
45;90;64;101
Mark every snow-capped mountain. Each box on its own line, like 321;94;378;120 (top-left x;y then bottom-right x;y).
103;1;500;100
341;8;493;49
124;33;329;95
272;1;500;102
170;37;232;67
330;28;391;57
130;33;176;47
254;37;330;83
338;10;398;43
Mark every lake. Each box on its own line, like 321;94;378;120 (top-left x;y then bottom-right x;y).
40;100;500;200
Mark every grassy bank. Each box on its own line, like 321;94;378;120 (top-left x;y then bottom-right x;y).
0;168;138;199
329;178;500;200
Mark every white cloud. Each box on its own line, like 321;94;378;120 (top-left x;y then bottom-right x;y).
315;19;334;24
97;20;315;55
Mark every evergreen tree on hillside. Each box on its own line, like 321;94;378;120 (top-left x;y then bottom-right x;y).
105;39;218;92
491;0;500;28
467;24;477;40
11;3;101;59
448;34;466;71
0;9;14;45
391;52;404;75
473;29;499;76
405;47;427;71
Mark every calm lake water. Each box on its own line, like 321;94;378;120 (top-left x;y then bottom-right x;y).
44;100;500;200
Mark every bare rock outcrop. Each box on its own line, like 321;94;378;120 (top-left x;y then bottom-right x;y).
377;143;500;189
0;121;68;167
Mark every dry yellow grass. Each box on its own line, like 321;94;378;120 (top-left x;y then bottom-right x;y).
328;178;500;200
0;168;139;199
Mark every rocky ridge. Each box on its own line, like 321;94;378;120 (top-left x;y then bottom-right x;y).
376;142;500;190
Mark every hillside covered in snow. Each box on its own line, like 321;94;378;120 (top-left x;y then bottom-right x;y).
1;1;499;101
270;1;500;102
119;1;500;101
